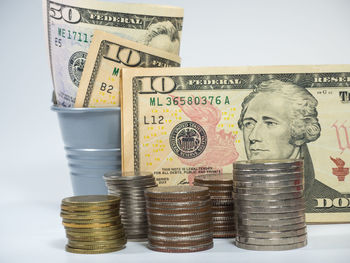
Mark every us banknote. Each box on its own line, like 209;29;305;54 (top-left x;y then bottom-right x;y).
43;0;183;107
74;30;181;108
121;65;350;223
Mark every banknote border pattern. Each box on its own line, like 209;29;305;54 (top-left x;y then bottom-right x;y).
83;41;107;107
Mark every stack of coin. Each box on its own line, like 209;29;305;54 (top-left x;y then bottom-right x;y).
233;159;307;251
145;186;213;253
104;171;157;241
60;195;126;254
194;174;235;238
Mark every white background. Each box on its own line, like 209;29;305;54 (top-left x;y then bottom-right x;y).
1;0;350;262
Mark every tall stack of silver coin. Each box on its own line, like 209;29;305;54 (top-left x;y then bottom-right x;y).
233;159;307;251
103;172;157;241
194;174;235;238
145;186;213;253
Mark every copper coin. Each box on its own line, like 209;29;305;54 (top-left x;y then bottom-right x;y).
147;242;213;253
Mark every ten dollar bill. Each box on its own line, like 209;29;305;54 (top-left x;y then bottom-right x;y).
75;30;181;107
121;65;350;223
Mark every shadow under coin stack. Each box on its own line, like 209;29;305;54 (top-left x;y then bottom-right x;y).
145;186;213;253
103;172;157;241
194;174;235;238
60;195;126;254
233;159;307;251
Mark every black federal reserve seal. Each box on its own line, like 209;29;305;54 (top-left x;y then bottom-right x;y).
169;121;207;159
68;51;87;87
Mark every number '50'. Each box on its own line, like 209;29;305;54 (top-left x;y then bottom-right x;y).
49;3;81;24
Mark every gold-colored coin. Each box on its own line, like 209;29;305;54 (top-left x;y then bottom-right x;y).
61;195;120;206
60;211;119;220
62;221;117;228
67;232;126;241
65;245;125;254
64;225;122;233
62;215;121;224
66;227;125;238
61;204;119;212
68;238;127;249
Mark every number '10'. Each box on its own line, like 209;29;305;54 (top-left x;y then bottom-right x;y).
138;77;176;94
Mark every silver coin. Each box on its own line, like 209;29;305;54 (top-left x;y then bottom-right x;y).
235;239;307;251
233;192;303;201
124;226;148;231
233;172;303;181
212;211;235;216
236;216;305;226
235;210;304;220
236;222;306;232
235;197;305;207
233;180;303;188
120;210;146;215
233;167;303;175
236;233;307;246
233;185;303;195
127;237;148;242
236;203;305;214
237;227;307;238
211;199;234;205
122;217;148;222
121;202;146;206
233;159;303;169
120;209;146;214
120;206;146;210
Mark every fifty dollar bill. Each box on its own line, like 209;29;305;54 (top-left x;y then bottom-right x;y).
43;0;183;107
121;65;350;223
74;30;181;108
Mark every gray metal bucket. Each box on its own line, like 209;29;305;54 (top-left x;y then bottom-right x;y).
51;106;121;195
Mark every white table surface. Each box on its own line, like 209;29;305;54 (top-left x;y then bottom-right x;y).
2;199;350;263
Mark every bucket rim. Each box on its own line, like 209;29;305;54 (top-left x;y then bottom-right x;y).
51;105;120;113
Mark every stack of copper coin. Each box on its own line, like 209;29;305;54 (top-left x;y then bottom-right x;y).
145;186;213;253
233;159;307;251
103;171;157;241
60;195;126;254
194;174;235;238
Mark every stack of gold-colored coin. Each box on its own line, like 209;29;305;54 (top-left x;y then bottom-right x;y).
104;171;157;241
194;174;235;238
60;195;126;254
145;186;213;253
233;159;307;251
